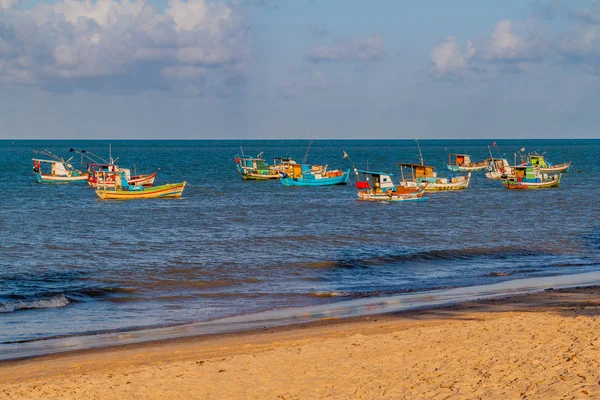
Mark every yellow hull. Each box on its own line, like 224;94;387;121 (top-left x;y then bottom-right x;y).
96;182;186;200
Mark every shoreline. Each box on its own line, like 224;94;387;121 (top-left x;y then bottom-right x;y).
1;284;599;399
2;270;600;362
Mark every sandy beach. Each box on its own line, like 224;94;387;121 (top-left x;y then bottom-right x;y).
1;286;599;399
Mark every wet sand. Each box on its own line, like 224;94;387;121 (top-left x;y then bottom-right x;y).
1;286;599;399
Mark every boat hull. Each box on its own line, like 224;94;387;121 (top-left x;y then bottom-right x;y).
539;163;570;173
502;175;561;189
242;172;281;180
280;171;349;187
358;195;429;203
89;172;157;188
36;173;89;183
357;188;428;203
96;182;186;200
400;174;470;191
447;165;487;172
486;171;513;180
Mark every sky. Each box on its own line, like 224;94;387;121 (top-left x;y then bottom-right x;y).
1;0;600;139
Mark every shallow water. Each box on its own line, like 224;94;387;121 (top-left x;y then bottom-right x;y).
1;139;599;347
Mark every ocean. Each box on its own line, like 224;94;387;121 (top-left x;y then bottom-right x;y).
1;139;599;352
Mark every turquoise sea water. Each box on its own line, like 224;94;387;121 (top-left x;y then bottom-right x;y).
1;139;599;347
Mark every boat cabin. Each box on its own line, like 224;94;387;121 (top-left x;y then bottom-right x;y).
272;157;297;175
247;157;269;171
355;170;396;193
513;165;540;182
486;158;510;170
234;155;271;174
398;163;437;182
448;153;474;167
113;171;143;191
33;159;70;176
527;153;549;168
272;157;296;167
88;163;132;183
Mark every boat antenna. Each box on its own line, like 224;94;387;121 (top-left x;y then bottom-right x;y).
415;139;424;166
302;140;313;164
240;146;244;156
33;149;63;162
343;151;359;177
70;148;108;164
109;143;113;164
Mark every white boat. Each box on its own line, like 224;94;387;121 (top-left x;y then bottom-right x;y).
485;158;514;180
32;150;88;183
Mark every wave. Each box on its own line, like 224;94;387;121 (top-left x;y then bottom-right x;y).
294;246;554;270
0;294;69;313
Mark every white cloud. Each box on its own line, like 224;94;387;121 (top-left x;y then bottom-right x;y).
430;19;548;79
485;20;526;61
0;0;248;94
430;37;475;78
165;0;231;32
0;0;21;11
307;34;384;63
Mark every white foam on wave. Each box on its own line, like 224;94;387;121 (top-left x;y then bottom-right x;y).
0;295;70;313
312;291;350;298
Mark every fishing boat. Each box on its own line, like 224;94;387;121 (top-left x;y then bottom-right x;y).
502;165;561;189
355;170;428;202
397;141;471;191
87;163;156;188
32;150;88;183
398;163;471;191
484;144;514;179
270;157;298;176
95;171;185;200
280;164;349;187
68;147;157;188
447;153;487;172
234;153;281;180
526;152;571;173
485;158;514;180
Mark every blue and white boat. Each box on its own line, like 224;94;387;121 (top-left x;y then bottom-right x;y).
280;164;349;187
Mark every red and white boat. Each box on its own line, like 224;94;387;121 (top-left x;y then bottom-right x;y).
87;163;156;188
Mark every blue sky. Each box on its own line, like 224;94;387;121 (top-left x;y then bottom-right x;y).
1;0;600;139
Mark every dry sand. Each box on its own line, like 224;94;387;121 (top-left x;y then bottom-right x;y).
1;286;600;399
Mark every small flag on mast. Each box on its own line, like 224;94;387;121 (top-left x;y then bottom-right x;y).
343;151;349;158
492;142;496;147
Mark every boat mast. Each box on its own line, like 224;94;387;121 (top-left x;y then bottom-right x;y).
415;139;424;166
303;140;313;164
